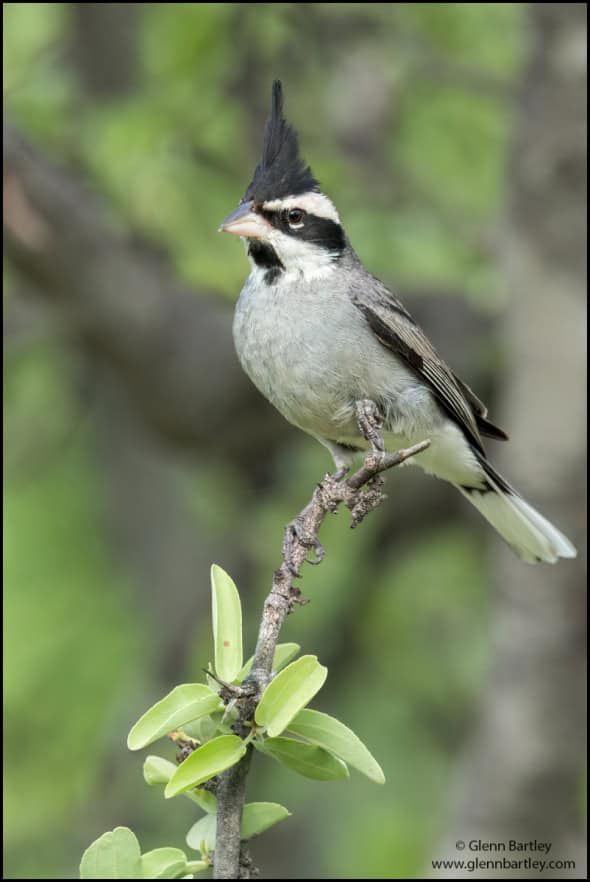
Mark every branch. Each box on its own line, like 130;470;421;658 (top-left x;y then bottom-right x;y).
213;403;430;879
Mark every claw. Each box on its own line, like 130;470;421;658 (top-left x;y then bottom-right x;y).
282;523;302;576
305;535;325;565
283;519;326;574
286;558;301;578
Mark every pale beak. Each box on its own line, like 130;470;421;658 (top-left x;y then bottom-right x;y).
218;201;271;238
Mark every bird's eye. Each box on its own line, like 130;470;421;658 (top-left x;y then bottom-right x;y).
287;208;305;227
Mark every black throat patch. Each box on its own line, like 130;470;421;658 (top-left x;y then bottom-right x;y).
247;240;285;285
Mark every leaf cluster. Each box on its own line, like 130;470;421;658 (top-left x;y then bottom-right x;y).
81;565;384;878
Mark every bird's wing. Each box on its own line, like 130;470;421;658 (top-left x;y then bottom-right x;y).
450;372;509;442
350;280;507;453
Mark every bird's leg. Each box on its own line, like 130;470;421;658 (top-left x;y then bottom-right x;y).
333;465;350;481
346;399;389;525
282;403;395;573
354;399;386;465
320;439;354;482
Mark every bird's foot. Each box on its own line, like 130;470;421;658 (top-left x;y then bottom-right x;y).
316;468;386;528
282;517;326;577
347;474;387;528
315;473;345;512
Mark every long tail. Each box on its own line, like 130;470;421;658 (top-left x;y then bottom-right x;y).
456;458;577;564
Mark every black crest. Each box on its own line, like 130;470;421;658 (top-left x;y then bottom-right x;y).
242;81;320;204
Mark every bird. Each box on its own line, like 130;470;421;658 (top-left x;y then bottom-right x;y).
219;80;576;564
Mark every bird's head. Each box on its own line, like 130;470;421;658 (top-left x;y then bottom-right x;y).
219;81;346;283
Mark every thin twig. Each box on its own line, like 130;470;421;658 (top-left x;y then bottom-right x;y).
213;405;430;879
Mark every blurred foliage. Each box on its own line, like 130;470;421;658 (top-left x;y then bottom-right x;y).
4;3;526;879
3;2;523;296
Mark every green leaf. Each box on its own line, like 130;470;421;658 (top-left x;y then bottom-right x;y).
186;802;290;851
241;802;291;839
236;643;300;684
165;735;246;798
140;847;187;879
257;736;349;780
143;755;177;787
211;564;243;682
80;827;142;879
184;861;209;876
255;655;327;737
272;642;301;671
127;685;223;750
189;787;218;814
287;708;385;784
185;815;217;854
183;712;223;742
143;756;218;811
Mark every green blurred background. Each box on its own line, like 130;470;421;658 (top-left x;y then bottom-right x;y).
3;3;586;879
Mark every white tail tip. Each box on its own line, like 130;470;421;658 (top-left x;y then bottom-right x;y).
458;479;577;565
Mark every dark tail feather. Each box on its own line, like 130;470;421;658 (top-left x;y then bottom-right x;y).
476;415;509;442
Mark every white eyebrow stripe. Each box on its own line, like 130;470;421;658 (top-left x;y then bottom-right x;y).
262;193;341;224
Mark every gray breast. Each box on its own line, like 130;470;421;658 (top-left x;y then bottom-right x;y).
232;270;439;443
